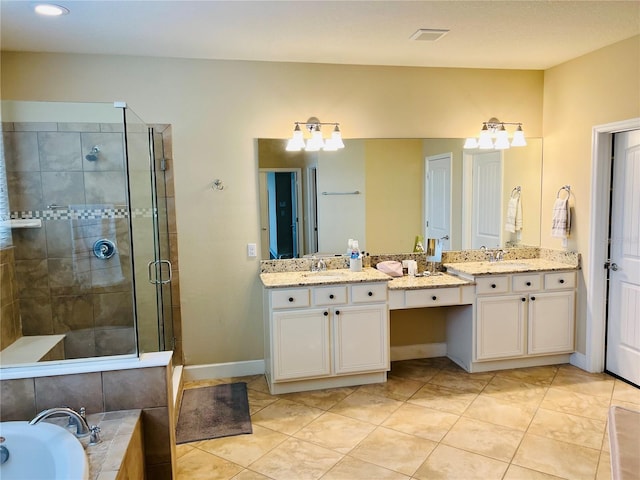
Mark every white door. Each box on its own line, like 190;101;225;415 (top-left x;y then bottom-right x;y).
471;151;503;249
606;129;640;385
424;154;451;249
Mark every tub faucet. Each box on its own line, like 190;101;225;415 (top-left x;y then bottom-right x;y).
29;407;90;437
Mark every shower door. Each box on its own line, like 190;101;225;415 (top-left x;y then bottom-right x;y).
123;108;173;353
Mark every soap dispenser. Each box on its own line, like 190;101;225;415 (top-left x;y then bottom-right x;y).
349;240;362;272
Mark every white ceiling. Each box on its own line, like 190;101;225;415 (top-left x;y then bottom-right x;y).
1;0;639;70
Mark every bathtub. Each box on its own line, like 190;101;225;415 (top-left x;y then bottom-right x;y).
0;421;89;480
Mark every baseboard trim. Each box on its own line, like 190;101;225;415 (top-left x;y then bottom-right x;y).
183;359;265;381
390;343;447;361
570;352;589;372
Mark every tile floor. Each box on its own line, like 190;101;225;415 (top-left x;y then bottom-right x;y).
176;359;640;480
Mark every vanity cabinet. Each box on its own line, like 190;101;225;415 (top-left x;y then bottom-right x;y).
264;282;389;394
475;271;576;362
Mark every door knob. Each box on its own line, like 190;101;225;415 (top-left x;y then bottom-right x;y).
610;263;619;271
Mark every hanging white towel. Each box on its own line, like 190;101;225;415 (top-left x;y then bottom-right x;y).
551;197;571;239
505;195;523;233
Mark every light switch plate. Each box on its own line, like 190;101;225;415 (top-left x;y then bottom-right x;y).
247;243;257;257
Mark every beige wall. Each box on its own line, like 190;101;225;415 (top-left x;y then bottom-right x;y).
366;139;424;253
1;51;545;366
542;35;640;353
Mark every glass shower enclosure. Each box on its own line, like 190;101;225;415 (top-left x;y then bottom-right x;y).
0;100;173;366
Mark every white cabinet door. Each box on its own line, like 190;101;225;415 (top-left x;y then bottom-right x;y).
528;291;575;355
272;308;331;381
333;304;389;374
476;295;526;360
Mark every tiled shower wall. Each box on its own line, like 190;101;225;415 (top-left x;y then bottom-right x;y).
0;247;21;350
2;121;135;358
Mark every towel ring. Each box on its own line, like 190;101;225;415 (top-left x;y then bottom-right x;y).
511;186;521;197
556;185;571;198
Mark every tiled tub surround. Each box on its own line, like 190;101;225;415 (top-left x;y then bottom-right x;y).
43;409;144;480
0;352;177;479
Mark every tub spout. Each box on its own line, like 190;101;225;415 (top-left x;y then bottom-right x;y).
29;407;90;437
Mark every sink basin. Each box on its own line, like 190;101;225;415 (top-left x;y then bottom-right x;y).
302;270;350;280
482;262;532;271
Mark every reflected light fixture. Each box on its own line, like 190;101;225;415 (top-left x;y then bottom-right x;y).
286;117;345;152
34;3;70;16
464;118;526;150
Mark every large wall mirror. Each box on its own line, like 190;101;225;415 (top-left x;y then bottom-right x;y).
258;138;542;260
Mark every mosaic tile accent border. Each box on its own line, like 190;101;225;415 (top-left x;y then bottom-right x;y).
4;207;156;221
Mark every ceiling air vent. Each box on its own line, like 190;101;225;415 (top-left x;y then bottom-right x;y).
409;29;449;42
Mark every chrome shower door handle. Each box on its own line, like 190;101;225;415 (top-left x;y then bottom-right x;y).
148;260;172;284
148;261;159;284
159;260;172;284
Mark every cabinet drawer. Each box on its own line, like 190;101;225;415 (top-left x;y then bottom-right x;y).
313;286;348;306
512;274;542;292
405;287;461;307
544;271;576;290
351;283;387;303
271;288;310;309
476;276;509;295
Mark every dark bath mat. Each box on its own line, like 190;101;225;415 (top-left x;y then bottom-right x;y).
176;382;252;444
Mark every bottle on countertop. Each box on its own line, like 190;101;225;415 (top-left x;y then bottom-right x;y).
349;240;362;272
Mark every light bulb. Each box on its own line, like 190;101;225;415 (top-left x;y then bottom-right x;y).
511;125;527;147
286;124;305;151
494;125;510;149
463;137;479;149
34;4;69;16
478;125;494;149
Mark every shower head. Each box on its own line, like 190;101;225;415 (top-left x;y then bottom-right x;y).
85;145;100;161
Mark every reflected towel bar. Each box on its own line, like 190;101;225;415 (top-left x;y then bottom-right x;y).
321;191;361;195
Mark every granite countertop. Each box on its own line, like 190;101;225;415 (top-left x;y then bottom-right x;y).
260;267;390;288
388;273;474;290
443;258;579;278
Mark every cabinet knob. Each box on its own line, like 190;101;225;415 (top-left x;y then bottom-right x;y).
288;297;294;302
559;279;565;284
531;296;536;301
323;311;329;316
432;296;437;301
329;294;334;299
526;281;531;286
368;291;373;297
491;284;497;288
335;310;340;315
522;297;527;302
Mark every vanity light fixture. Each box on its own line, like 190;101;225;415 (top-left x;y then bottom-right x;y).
286;117;345;152
464;118;526;150
34;3;70;16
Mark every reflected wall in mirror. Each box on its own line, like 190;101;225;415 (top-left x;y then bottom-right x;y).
258;138;542;259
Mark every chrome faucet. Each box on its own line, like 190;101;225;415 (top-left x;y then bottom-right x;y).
317;257;327;272
29;407;90;437
480;246;504;262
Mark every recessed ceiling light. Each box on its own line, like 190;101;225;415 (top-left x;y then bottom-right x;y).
34;4;70;16
410;29;449;42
